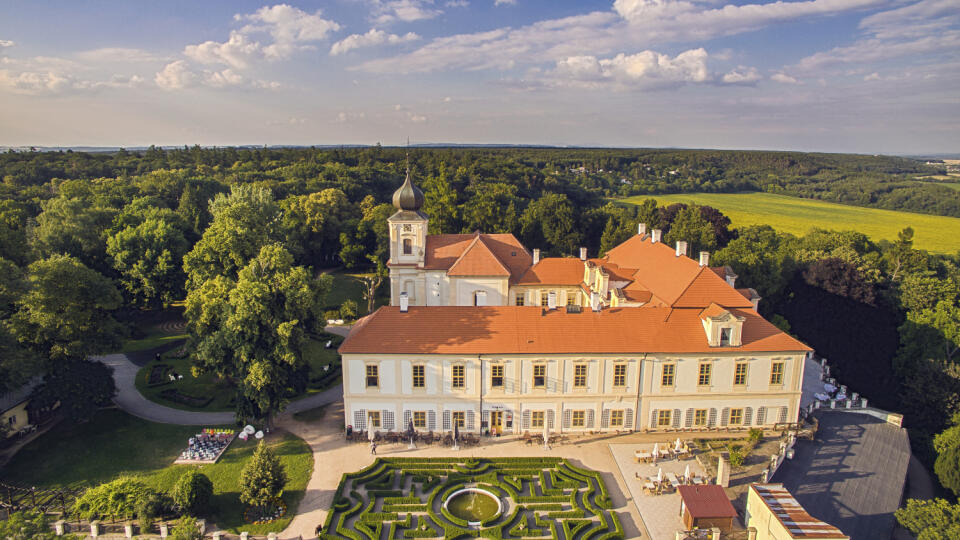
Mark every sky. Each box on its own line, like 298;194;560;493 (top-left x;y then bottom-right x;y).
0;0;957;154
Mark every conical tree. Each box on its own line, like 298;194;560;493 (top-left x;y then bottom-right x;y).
239;441;288;512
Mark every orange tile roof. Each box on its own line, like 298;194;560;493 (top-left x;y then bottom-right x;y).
678;485;737;519
340;306;810;355
515;258;585;285
674;269;755;309
603;235;704;305
750;484;848;539
447;235;511;277
699;302;729;319
423;233;531;282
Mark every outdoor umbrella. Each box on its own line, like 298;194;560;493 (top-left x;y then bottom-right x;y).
652;442;659;459
543;421;549;449
368;419;375;443
675;438;683;452
684;464;691;483
657;467;663;484
454;423;459;444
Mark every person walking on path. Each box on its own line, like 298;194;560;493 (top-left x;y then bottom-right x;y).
370;442;377;455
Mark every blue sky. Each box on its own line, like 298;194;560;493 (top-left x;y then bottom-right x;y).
0;0;957;153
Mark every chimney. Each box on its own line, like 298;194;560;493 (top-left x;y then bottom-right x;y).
399;292;409;312
533;248;540;265
638;223;647;236
590;292;602;312
675;241;688;257
699;251;710;267
726;273;737;287
547;291;557;310
579;247;588;261
651;229;662;243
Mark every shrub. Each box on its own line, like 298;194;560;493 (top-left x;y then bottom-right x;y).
324;309;341;321
74;477;159;521
727;444;745;468
169;516;202;540
171;470;213;515
340;300;358;320
748;428;764;444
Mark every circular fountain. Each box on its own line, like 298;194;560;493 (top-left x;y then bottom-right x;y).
443;487;502;526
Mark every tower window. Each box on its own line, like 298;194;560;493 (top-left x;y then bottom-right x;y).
402;238;412;255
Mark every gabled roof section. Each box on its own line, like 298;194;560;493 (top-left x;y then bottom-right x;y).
604;234;704;305
674;268;756;309
699;302;729;320
423;233;531;281
447;235;511;277
516;257;584;285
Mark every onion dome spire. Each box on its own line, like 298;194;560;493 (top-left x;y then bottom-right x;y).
392;153;424;211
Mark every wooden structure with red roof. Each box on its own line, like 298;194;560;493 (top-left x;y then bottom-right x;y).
678;485;738;530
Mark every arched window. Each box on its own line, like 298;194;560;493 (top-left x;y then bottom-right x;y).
402;238;413;255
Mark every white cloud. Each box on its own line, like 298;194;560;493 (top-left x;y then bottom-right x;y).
771;72;799;84
155;60;198;90
74;48;161;63
184;4;340;68
546;48;711;89
330;29;420;56
446;0;469;6
864;72;881;81
722;66;761;84
371;1;443;25
0;40;15;48
409;113;428;123
336;111;367;123
495;0;517;6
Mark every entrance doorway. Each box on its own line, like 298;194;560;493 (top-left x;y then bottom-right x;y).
490;411;503;435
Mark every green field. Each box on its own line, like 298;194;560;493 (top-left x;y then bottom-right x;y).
622;192;960;254
1;410;312;534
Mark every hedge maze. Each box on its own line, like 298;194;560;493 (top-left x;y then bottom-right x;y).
322;457;624;540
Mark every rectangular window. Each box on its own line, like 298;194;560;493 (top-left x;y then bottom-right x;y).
657;409;672;427
413;411;426;428
533;365;546;388
770;362;785;385
698;363;712;386
515;293;525;306
729;408;744;425
661;364;675;387
566;293;578;306
694;409;707;426
368;411;381;428
452;411;465;428
366;364;379;388
734;362;748;386
402;238;412;255
412;365;425;388
531;411;545;428
720;327;732;346
610;410;624;427
541;292;550;307
572;410;586;427
574;364;587;388
613;364;627;387
491;365;504;388
452;365;465;389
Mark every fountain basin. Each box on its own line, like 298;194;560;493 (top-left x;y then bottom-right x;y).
443;487;502;526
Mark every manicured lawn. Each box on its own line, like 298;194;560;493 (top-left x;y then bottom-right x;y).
135;336;342;412
121;333;188;353
292;405;327;423
622;192;960;254
321;269;390;316
1;409;312;534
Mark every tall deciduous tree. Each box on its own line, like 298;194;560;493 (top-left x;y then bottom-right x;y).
663;205;717;256
520;192;581;255
422;166;459;234
185;244;329;422
30;196;117;273
107;206;189;308
712;225;796;302
461;182;520;234
12;254;123;362
896;498;960;540
182;185;283;289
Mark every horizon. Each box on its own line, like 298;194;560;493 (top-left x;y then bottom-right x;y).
1;1;958;154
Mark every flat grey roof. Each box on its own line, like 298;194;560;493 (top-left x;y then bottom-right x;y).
772;411;910;540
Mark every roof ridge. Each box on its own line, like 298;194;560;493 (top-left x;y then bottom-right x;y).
476;234;513;274
671;265;708;307
447;234;511;276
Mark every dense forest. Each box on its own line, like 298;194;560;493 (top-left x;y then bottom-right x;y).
0;146;959;520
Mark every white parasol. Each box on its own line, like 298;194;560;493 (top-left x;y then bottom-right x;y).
652;442;659;458
675;438;683;452
368;424;375;443
657;467;663;484
543;421;550;450
684;464;691;483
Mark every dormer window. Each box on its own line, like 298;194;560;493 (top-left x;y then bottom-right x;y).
402;238;412;255
720;327;732;346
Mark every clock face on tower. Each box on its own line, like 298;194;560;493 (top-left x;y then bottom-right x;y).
403;224;413;232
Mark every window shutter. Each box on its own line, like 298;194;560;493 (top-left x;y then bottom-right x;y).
685;408;695;428
482;410;490;429
720;407;730;427
624;409;634;430
587;409;595;428
443;410;451;431
547;410;555;428
354;410;366;431
670;409;680;428
522;410;531;430
779;406;789;424
428;410;436;431
403;410;411;429
650;408;658;429
467;410;475;431
708;408;718;427
601;409;610;428
744;407;753;426
383;410;395;431
563;409;572;428
756;407;766;426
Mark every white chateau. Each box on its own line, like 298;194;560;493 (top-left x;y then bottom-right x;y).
339;171;810;435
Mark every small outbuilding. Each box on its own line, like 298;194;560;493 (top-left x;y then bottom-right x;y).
678;484;738;531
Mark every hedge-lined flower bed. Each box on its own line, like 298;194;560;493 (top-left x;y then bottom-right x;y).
321;458;623;539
